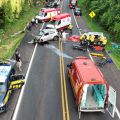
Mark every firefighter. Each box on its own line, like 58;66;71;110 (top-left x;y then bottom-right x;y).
68;23;73;34
86;34;90;46
102;37;107;47
80;34;85;45
99;36;104;46
90;35;95;46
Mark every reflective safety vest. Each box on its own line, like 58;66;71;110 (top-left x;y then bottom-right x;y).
80;35;85;40
86;35;90;40
68;24;73;30
103;38;107;45
90;35;95;42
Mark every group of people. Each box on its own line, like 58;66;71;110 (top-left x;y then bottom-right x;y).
80;34;107;48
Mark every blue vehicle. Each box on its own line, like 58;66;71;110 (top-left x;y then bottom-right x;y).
0;60;24;113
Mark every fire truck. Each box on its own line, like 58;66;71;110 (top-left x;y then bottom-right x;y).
67;57;116;119
69;0;77;9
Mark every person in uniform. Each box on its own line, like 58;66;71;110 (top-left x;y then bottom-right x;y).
102;37;107;47
68;23;73;34
90;34;95;46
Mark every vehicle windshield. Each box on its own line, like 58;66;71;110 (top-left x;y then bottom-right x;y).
71;1;76;5
38;31;44;36
38;12;45;17
49;20;57;25
0;82;6;94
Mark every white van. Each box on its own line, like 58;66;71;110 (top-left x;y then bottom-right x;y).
46;13;71;31
36;8;60;22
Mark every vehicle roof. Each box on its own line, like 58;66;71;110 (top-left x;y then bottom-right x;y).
84;32;104;36
42;8;58;13
52;13;71;20
73;57;107;85
0;65;11;83
42;29;57;33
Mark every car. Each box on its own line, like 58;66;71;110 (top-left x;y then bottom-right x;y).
33;29;59;43
45;0;60;8
74;7;82;16
0;59;24;113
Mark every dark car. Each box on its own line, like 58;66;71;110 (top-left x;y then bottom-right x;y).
74;7;82;16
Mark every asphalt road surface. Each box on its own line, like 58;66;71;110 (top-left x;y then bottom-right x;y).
0;0;120;120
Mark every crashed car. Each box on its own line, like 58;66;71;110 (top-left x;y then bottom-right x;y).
33;29;59;43
74;7;82;16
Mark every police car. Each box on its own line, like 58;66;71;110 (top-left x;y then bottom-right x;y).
0;60;24;113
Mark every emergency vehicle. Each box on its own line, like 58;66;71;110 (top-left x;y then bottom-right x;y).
46;13;71;31
0;60;24;112
69;0;77;9
36;8;60;22
67;57;116;118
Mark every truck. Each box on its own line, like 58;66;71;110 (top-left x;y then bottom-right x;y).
69;0;77;9
0;60;24;112
36;8;60;22
67;56;116;119
46;13;71;31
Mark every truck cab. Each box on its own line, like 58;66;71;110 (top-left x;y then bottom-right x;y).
36;8;60;22
0;60;24;113
67;57;116;118
46;13;71;31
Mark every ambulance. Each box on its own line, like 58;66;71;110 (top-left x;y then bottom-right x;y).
0;60;24;112
67;57;116;118
46;13;71;31
69;0;77;9
36;8;60;22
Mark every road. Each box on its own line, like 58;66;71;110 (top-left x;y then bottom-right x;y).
0;0;120;120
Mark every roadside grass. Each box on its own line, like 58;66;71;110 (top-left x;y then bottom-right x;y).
0;4;41;59
78;2;120;69
0;33;24;59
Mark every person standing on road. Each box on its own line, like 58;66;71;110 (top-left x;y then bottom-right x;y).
15;50;22;72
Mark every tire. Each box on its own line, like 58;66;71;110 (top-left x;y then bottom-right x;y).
53;36;59;41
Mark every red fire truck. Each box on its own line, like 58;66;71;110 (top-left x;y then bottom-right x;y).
67;56;116;119
69;0;77;9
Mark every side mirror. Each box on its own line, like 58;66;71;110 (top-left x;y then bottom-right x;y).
67;64;72;68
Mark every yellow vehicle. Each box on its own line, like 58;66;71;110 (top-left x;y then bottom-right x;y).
0;60;24;112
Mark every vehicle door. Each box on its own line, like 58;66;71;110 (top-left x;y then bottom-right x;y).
49;31;56;40
9;74;25;90
43;32;50;41
107;86;116;118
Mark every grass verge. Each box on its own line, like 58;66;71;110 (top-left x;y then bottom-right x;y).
0;4;41;59
78;2;120;69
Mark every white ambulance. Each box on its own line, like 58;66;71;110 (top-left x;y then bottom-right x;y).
46;13;71;31
36;8;60;22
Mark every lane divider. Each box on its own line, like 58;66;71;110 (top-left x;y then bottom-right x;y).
12;23;45;120
71;8;120;120
59;36;70;120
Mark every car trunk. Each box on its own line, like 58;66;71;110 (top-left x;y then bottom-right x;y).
80;84;107;111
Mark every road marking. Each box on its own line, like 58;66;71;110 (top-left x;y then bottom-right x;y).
61;41;70;120
72;9;81;35
71;8;120;119
12;23;45;120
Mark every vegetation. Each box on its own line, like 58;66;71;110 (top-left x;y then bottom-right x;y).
0;0;43;59
78;0;120;69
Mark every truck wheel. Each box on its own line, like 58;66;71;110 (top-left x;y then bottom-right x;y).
54;36;59;41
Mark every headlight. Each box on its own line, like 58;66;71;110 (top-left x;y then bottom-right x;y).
0;103;4;107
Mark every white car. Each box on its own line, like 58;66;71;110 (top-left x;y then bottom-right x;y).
33;29;59;43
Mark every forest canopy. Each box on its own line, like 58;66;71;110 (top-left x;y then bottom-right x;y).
84;0;120;43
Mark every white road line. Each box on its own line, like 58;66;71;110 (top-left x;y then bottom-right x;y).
12;23;45;120
72;9;120;119
72;9;81;35
116;107;120;119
